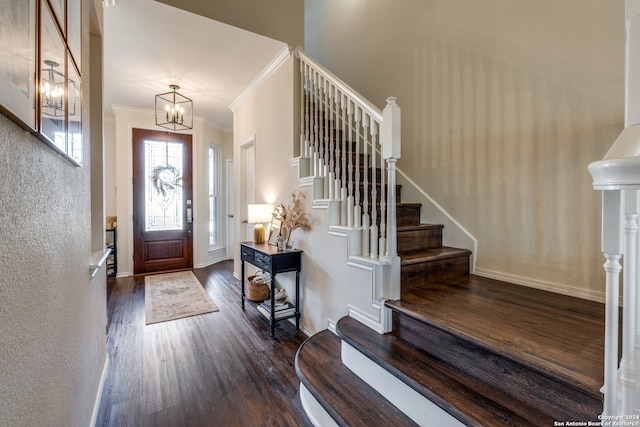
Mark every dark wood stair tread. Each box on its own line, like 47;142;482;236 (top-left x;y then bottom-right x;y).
387;274;604;398
337;316;601;425
400;246;472;264
295;330;417;427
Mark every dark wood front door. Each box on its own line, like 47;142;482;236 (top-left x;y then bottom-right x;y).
132;128;193;274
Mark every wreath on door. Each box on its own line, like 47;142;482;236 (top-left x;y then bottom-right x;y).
151;164;181;198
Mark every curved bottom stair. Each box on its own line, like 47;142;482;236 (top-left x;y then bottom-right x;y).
296;275;604;426
295;329;418;427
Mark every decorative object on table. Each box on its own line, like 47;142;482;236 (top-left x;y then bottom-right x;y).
257;302;296;320
268;217;281;246
155;84;193;131
271;191;311;250
248;204;273;243
247;270;271;301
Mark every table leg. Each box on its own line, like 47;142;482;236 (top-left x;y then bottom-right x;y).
295;271;300;331
270;275;276;338
241;259;245;310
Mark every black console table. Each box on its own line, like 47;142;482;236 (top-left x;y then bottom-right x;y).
240;242;302;337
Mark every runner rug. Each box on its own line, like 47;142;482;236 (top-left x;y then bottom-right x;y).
145;271;219;325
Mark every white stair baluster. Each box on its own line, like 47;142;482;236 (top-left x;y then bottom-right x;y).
328;84;336;200
622;190;638;415
354;107;362;228
370;121;379;259
347;100;354;227
602;190;623;417
362;114;370;257
341;93;348;225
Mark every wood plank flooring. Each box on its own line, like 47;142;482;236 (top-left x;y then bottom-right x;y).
97;261;312;427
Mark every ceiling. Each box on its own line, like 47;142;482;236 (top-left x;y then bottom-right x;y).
103;0;288;130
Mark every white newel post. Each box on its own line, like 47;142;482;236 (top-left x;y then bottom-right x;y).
382;97;401;300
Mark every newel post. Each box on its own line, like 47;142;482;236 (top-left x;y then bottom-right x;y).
382;97;401;301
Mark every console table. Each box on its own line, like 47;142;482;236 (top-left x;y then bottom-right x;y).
240;241;302;337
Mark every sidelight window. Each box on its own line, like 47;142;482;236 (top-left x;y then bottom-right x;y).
209;144;220;246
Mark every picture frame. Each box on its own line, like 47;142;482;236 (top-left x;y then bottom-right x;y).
39;0;67;152
0;0;37;131
0;0;83;166
67;0;82;72
48;0;65;30
268;218;281;246
66;54;82;164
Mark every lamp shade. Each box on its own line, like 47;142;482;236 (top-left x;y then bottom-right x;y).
247;204;273;224
248;204;272;243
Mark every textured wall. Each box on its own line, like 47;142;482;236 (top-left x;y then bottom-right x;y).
0;0;107;424
305;0;625;299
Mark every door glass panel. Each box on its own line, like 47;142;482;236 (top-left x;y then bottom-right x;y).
145;139;183;232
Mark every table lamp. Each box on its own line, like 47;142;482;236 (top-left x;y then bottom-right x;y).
248;204;273;243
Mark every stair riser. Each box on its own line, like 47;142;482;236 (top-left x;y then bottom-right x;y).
397;205;421;227
401;256;469;287
397;228;442;252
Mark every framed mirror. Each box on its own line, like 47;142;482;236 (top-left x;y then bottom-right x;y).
268;218;281;246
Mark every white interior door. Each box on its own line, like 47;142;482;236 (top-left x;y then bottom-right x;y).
241;136;256;242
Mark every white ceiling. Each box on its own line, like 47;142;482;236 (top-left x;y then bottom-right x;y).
103;0;288;130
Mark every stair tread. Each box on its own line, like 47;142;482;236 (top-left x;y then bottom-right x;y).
386;274;604;398
400;246;472;264
336;316;578;426
295;330;418;427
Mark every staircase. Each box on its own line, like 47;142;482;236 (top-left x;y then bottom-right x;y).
293;50;604;425
297;198;604;425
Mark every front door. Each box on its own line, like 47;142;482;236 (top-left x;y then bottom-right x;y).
132;128;193;274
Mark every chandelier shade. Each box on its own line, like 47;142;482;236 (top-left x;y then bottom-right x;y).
155;84;193;131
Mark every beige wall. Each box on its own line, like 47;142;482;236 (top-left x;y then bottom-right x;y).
232;55;298;274
157;0;304;47
305;0;625;299
0;0;108;425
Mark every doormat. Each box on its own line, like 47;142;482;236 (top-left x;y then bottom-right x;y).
145;271;219;325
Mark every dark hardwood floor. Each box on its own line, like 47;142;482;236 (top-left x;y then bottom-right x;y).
97;260;312;427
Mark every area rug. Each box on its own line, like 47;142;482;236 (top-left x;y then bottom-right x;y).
145;271;219;325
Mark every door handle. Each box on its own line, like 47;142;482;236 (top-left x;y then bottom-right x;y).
187;200;192;223
242;219;248;224
228;214;234;218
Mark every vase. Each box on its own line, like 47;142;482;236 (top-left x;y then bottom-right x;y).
285;239;295;251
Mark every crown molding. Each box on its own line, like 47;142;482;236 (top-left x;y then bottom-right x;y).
229;44;293;112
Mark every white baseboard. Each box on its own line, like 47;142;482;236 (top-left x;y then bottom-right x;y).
90;355;109;427
474;268;605;303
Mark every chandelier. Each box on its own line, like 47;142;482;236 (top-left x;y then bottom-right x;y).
155;84;193;131
41;59;75;117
